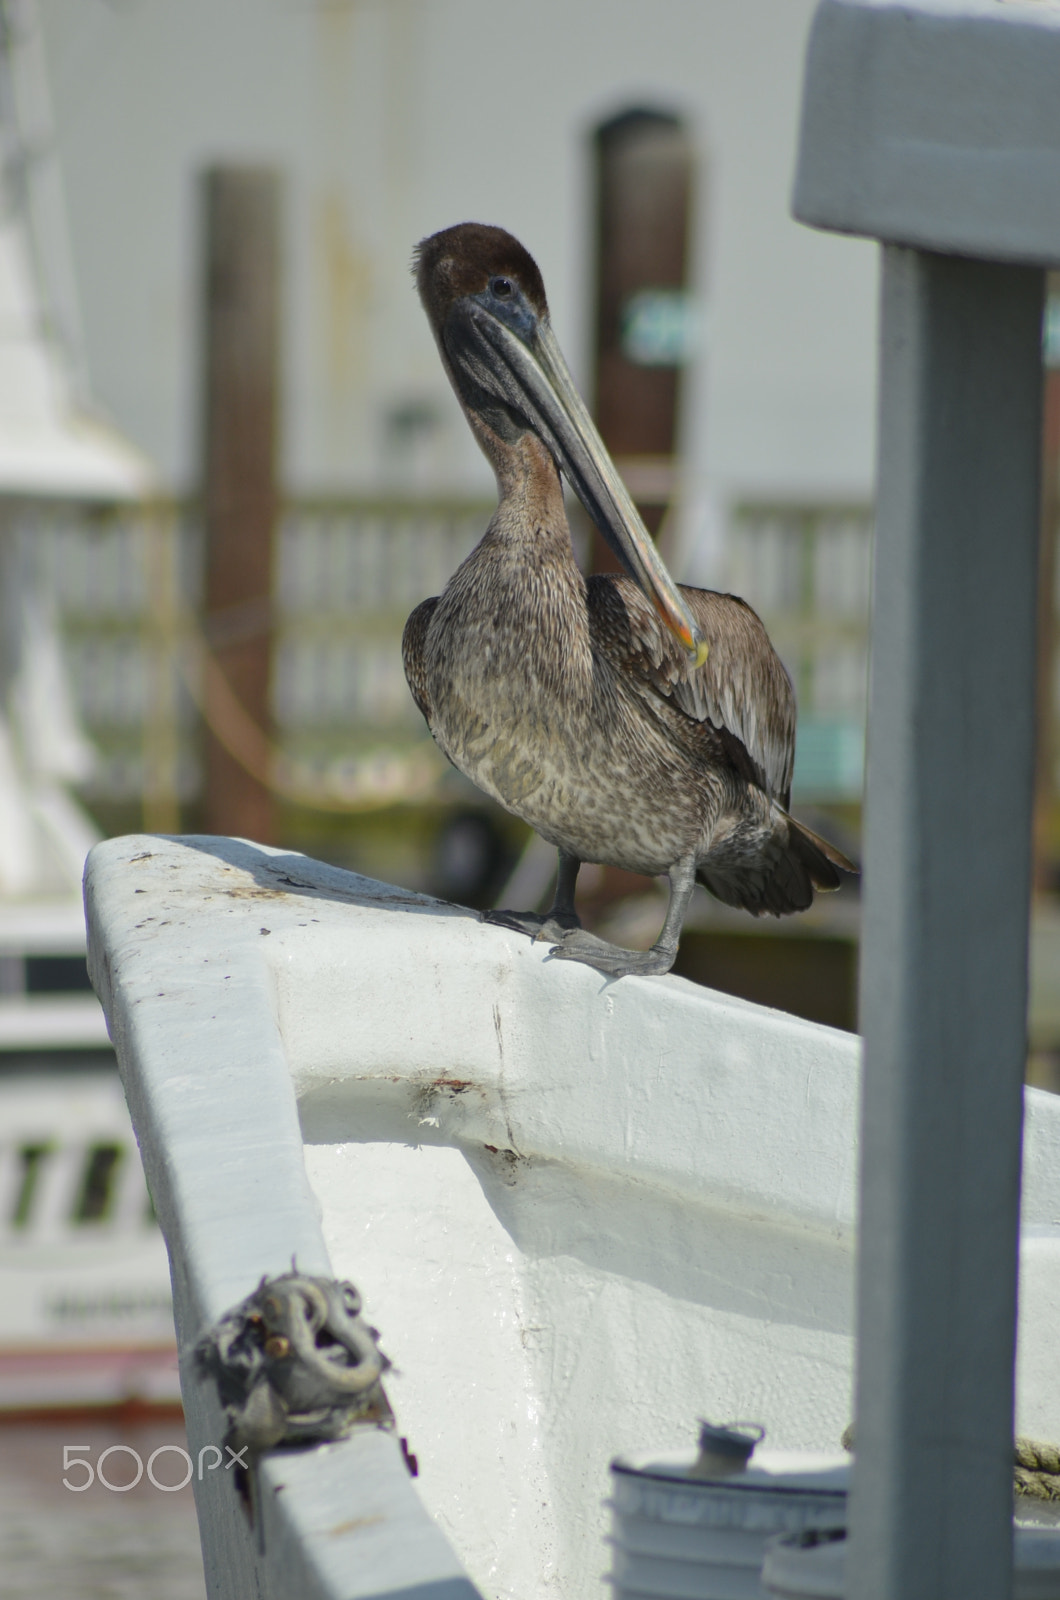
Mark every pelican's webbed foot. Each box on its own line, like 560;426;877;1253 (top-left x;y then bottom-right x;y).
484;848;583;946
546;851;698;980
546;929;678;978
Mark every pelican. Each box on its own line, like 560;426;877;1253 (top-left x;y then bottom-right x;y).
403;223;854;977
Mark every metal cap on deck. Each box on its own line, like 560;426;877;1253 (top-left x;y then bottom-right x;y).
793;0;1060;265
690;1420;763;1476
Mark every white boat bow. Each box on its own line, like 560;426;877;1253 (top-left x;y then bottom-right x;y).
83;834;1060;1600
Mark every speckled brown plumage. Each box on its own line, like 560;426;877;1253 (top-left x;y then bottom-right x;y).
403;223;855;976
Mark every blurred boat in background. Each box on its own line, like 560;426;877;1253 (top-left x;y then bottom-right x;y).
0;0;175;1421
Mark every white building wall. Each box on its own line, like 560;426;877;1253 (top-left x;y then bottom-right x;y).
37;0;878;511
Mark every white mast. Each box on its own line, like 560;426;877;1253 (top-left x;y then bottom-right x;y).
0;0;152;898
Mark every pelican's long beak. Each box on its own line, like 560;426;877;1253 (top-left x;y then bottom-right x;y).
463;303;707;666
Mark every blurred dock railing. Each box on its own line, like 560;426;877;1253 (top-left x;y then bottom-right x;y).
37;494;880;819
40;495;491;822
728;503;872;801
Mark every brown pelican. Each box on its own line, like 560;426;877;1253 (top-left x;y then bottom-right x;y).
403;223;854;977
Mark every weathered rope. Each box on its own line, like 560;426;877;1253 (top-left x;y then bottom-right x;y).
1015;1437;1060;1502
195;1269;396;1455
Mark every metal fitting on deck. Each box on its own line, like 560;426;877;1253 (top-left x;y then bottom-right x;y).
194;1270;394;1453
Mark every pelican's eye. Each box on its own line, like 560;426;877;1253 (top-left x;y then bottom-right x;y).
490;276;514;299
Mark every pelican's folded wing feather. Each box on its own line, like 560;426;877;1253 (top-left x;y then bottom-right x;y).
590;577;798;807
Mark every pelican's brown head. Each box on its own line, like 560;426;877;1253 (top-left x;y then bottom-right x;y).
412;221;707;666
414;222;548;334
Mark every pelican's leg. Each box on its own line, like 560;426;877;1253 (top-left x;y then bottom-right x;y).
486;849;583;942
547;851;697;978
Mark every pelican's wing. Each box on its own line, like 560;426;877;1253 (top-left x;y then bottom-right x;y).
401;596;438;723
589;577;798;806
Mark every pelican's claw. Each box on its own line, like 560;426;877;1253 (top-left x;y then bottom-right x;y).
546;929;677;979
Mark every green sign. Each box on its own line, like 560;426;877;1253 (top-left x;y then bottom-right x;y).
620;290;701;367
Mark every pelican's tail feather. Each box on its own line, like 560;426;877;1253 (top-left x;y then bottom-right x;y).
697;809;858;918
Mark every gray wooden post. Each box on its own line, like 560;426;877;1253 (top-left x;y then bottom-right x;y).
793;3;1060;1596
859;247;1041;1598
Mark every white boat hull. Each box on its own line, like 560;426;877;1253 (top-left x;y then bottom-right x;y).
84;835;1060;1600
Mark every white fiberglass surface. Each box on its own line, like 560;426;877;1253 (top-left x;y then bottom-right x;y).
1015;1230;1060;1446
303;1140;855;1600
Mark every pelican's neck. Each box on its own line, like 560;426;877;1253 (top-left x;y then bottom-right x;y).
438;418;594;711
485;428;580;570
